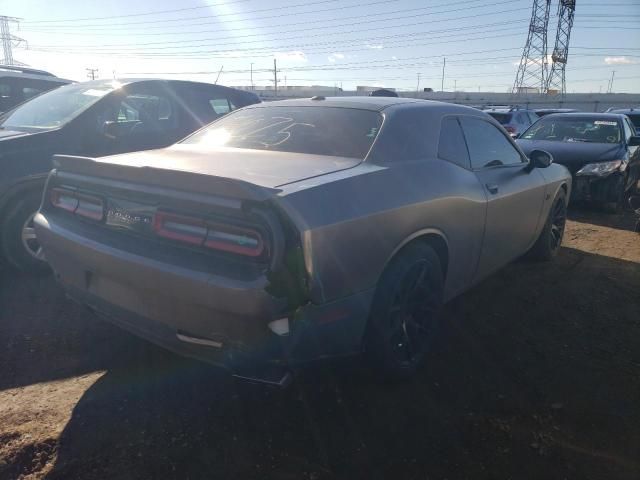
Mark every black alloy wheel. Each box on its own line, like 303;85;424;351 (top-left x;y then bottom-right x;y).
367;242;444;379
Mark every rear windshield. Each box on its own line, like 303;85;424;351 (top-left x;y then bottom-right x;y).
486;112;512;124
183;106;383;159
520;116;622;144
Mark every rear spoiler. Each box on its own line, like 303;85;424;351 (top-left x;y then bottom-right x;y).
52;155;281;202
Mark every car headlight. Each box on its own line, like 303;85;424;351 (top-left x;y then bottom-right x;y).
576;160;622;177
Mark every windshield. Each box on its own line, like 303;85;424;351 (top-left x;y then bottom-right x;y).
0;82;118;131
183;106;383;159
486;112;512;124
520;117;622;143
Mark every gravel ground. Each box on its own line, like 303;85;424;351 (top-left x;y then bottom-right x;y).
1;207;639;480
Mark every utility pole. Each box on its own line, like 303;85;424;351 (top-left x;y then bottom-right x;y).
86;68;98;80
454;79;457;92
0;16;25;66
608;70;616;93
441;57;446;92
250;63;254;90
416;73;421;94
214;65;223;85
273;58;278;97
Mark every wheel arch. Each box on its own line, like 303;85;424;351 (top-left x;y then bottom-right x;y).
382;229;450;281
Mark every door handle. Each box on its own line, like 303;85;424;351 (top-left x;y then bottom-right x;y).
486;183;499;194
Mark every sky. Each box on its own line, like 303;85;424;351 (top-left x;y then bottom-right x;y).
4;0;640;93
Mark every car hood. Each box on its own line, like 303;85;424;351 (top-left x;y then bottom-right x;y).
516;139;624;172
59;144;362;189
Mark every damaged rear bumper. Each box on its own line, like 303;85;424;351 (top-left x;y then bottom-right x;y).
35;212;374;384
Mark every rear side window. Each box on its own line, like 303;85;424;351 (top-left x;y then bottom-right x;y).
179;86;240;124
371;108;430;161
460;117;523;169
184;106;383;159
438;116;470;169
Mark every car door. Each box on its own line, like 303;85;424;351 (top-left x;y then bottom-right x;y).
459;116;547;281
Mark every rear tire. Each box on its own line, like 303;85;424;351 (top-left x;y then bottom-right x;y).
366;242;444;379
1;191;49;272
529;189;567;261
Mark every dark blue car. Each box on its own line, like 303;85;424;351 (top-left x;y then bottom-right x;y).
517;112;640;211
0;79;259;271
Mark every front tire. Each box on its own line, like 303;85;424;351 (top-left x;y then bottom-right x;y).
529;189;567;261
1;191;49;272
366;242;444;379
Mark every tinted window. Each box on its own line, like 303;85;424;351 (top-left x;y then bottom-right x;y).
520;116;622;144
178;86;239;125
528;112;539;123
622;118;634;142
516;113;528;124
372;108;430;161
438;116;470;169
626;114;640;130
486;112;511;125
460;117;523;168
184;106;382;159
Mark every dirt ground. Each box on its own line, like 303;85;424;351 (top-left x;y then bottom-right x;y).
1;207;639;480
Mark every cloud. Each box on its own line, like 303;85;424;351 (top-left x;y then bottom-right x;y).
274;51;308;62
604;56;634;65
391;56;398;60
366;44;383;50
327;52;345;63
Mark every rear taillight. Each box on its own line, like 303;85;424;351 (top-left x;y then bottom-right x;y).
504;125;516;134
50;188;104;221
153;211;266;257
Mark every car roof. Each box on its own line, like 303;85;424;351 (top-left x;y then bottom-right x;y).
542;112;626;120
608;108;638;114
242;96;478;112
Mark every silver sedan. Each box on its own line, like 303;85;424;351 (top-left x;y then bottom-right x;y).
35;97;571;384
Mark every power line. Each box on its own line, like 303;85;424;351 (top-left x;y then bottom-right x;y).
27;1;528;51
22;0;345;27
18;0;488;34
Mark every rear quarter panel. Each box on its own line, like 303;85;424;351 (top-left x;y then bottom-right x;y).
276;159;487;304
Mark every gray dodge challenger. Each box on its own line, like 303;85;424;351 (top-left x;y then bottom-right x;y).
34;97;571;385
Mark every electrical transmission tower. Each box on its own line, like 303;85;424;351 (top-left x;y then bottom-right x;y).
546;0;576;95
0;16;25;66
513;0;551;94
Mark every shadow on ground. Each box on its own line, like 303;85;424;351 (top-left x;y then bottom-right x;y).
11;245;633;480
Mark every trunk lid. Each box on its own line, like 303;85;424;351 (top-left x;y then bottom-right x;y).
54;144;360;200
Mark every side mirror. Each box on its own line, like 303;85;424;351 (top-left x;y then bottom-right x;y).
528;149;553;169
628;136;640;147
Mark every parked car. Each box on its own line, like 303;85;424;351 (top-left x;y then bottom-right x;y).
483;106;539;138
0;78;260;271
369;88;399;98
517;112;640;211
606;107;640;130
534;108;578;117
0;65;71;113
34;97;570;384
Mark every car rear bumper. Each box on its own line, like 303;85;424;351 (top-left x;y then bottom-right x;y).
34;212;374;378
